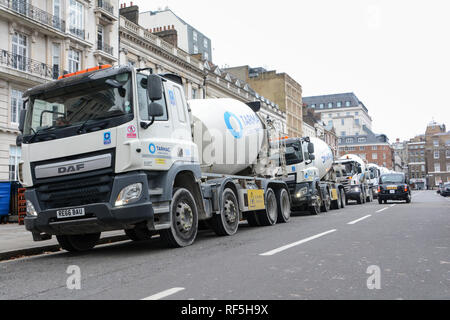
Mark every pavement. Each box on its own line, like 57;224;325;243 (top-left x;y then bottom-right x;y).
0;190;449;300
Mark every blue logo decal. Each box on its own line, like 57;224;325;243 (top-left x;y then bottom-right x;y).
149;143;156;154
168;90;176;106
292;166;296;172
104;132;111;145
224;112;244;139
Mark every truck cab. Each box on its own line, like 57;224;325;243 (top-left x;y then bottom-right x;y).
334;155;372;204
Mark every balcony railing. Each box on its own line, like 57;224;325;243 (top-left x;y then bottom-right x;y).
97;0;114;15
97;41;114;56
0;0;66;33
0;50;55;79
69;27;85;40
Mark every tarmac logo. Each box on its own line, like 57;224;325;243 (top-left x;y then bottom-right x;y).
66;265;81;290
366;265;381;290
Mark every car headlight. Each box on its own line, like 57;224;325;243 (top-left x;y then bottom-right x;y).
115;183;143;207
352;187;360;192
296;187;308;198
26;200;37;217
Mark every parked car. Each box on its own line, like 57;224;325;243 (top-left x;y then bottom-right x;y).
378;173;411;204
440;183;450;197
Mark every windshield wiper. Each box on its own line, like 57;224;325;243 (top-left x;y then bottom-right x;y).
77;113;125;134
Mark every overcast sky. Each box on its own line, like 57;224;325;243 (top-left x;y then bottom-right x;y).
133;0;450;141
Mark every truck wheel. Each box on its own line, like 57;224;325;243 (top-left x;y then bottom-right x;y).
331;189;341;210
56;233;101;252
309;191;322;215
276;188;291;223
259;188;278;226
340;190;346;209
321;189;331;213
125;227;155;242
209;188;240;236
160;188;198;248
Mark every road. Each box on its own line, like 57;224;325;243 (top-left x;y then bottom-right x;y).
0;191;449;300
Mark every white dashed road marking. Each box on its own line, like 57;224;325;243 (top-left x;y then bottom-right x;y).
376;207;389;213
142;288;185;300
347;215;372;225
259;229;337;256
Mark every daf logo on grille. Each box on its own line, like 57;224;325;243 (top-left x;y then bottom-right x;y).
58;164;85;174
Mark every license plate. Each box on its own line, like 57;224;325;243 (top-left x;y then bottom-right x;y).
390;190;396;194
57;208;86;219
387;185;398;190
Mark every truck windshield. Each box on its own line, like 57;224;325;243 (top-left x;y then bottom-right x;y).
23;72;133;137
340;162;355;176
285;143;303;165
381;174;405;184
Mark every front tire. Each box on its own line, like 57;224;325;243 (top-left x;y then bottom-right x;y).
209;188;240;236
276;188;291;223
321;188;331;213
160;188;198;248
340;190;346;209
57;233;101;252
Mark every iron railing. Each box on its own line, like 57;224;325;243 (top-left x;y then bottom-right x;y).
97;41;114;55
97;0;114;15
0;0;66;32
69;27;85;40
0;50;55;79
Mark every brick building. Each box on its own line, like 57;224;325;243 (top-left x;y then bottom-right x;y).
425;122;450;187
407;135;427;190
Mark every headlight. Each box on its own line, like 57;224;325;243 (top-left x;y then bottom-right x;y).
115;183;143;207
352;187;360;192
26;200;37;217
296;187;309;198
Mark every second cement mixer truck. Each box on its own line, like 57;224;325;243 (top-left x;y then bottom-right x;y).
16;65;292;252
283;137;346;215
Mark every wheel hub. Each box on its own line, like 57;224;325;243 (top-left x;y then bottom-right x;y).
224;200;237;224
176;202;193;233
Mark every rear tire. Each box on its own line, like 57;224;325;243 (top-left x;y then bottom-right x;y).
321;189;331;213
209;188;240;236
357;192;363;205
340;190;346;209
57;233;101;252
276;188;291;223
160;188;198;248
258;188;278;226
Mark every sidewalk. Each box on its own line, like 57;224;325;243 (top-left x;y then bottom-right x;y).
0;224;128;261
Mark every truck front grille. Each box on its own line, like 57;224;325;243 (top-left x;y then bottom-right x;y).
36;174;113;210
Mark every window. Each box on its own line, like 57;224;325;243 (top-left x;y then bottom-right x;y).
447;150;450;159
383;153;387;160
69;0;84;39
337;102;342;108
446;140;450;147
358;137;366;143
372;153;378;160
53;0;62;29
345;101;351;107
9;146;21;181
97;25;104;49
328;120;333;127
447;163;450;172
193;45;198;54
192;88;197;99
341;132;346;136
435;163;441;173
193;31;198;42
434;151;440;159
204;38;208;48
10;89;23;125
137;73;168;121
372;146;378;151
52;43;60;79
346;138;354;143
319;103;324;109
68;49;81;73
203;52;209;60
328;102;333;108
360;146;365;150
311;104;316;109
355;119;360;125
173;87;187;123
12;32;27;71
341;119;345;125
433;140;439;147
355;112;359;116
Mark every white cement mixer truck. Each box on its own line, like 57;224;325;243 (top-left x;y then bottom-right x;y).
334;154;373;204
283;137;346;215
16;65;291;252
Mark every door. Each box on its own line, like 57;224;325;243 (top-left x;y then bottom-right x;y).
12;32;27;71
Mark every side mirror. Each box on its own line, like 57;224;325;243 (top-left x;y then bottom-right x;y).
148;102;164;118
147;74;163;102
309;154;316;161
357;167;362;174
308;142;315;154
18;109;26;133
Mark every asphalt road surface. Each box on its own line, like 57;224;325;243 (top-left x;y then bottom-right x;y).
1;191;449;300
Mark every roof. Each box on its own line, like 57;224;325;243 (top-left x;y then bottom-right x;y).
338;125;390;146
303;92;369;113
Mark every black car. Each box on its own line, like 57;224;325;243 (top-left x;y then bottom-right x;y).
378;173;411;204
441;182;450;197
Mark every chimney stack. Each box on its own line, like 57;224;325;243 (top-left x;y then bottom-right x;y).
119;2;139;25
